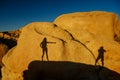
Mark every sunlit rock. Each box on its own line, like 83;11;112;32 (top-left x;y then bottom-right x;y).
2;11;120;80
54;11;119;41
0;42;8;66
54;11;120;72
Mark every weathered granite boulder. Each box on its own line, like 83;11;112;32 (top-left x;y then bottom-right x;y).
54;11;120;73
2;11;120;80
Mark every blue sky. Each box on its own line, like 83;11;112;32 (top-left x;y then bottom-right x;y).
0;0;120;31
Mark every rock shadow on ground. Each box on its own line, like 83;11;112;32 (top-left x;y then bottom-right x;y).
23;61;120;80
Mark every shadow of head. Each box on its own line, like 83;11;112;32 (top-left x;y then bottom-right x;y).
23;61;120;80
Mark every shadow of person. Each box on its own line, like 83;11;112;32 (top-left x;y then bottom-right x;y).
23;61;120;80
40;37;56;61
95;46;106;67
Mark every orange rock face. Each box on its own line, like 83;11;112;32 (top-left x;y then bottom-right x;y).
1;11;120;80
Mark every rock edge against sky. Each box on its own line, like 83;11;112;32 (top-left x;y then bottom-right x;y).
0;11;120;80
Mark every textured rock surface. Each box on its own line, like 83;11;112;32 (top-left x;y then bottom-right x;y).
0;30;21;80
1;11;120;80
0;42;8;66
54;11;120;71
0;29;21;40
54;11;119;41
0;30;21;66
